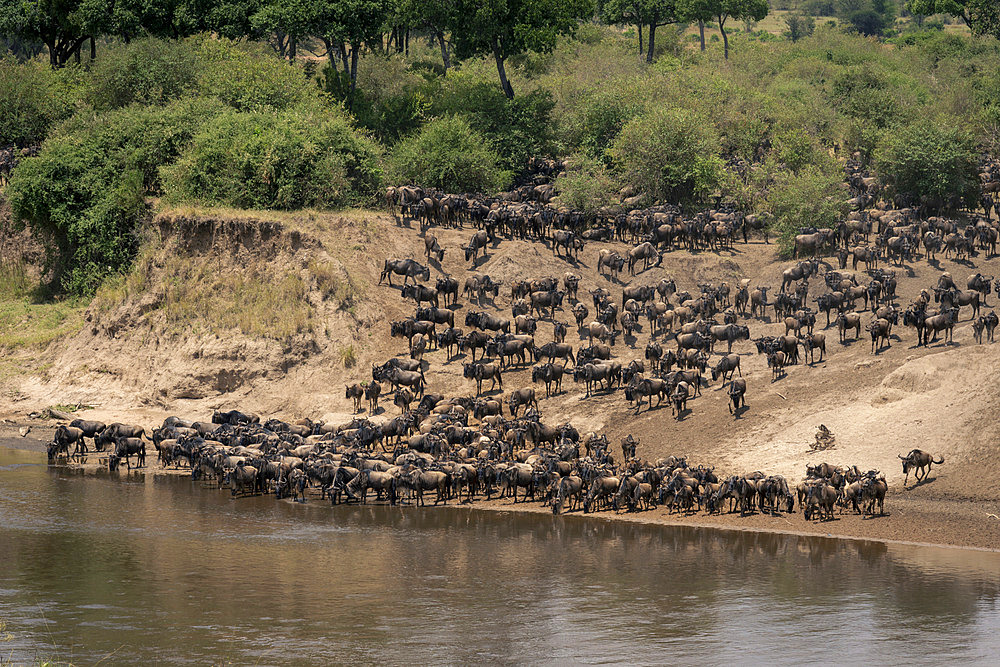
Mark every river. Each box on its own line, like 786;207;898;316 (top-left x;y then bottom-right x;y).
1;446;999;665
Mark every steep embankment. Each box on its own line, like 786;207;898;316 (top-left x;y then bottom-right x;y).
5;207;1000;508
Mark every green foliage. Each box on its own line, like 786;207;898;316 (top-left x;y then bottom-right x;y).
0;57;76;146
194;37;317;112
84;38;200;110
874;119;980;207
573;87;645;165
162;106;381;210
785;13;816;41
388;115;508;193
7;99;222;294
610;107;723;205
906;1;1000;40
433;73;556;174
554;154;619;214
765;164;847;256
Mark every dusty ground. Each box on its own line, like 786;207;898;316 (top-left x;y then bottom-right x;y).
4;209;1000;549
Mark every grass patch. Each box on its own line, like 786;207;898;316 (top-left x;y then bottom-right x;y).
160;258;313;339
0;297;85;350
340;345;357;368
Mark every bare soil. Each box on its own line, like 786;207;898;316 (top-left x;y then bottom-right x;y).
4;209;1000;550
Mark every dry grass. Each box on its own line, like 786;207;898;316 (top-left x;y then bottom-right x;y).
160;259;314;339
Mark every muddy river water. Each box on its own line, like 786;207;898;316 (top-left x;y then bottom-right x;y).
1;446;999;664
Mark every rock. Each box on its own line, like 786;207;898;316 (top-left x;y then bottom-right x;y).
19;426;31;437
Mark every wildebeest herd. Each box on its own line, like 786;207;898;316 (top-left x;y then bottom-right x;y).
46;154;991;527
47;411;945;522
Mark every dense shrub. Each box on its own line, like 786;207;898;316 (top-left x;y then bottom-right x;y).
388;116;507;193
765;164;848;256
432;73;556;175
610;107;723;205
7;99;223;294
554;155;619;215
162;107;382;210
194;37;318;112
0;58;76;146
874;120;980;207
84;38;200;111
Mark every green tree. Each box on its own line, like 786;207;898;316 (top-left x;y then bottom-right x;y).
766;165;847;256
399;0;457;71
609;107;723;204
0;0;110;67
906;1;1000;39
874;119;979;209
450;0;594;99
388;115;509;192
599;0;680;63
680;0;769;59
785;12;815;41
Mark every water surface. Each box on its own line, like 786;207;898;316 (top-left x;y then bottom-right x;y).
1;447;999;665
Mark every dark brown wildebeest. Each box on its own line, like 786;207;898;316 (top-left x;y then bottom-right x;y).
867;317;891;354
465;230;490;263
728;378;747;415
898;449;944;485
711;354;742;383
793;231;831;258
402;283;439;308
709;324;750;353
507;388;538;417
799;333;826;363
780;258;819;292
627;242;661;275
923;307;958;345
463;361;503;395
836;311;862;343
345;384;364;413
424;234;444;262
379;258;429;286
365;382;382;414
532;363;564;397
625;378;668;413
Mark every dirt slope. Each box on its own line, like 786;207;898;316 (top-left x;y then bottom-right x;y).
5;208;1000;506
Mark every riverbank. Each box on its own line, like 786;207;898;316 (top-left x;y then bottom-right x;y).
7;431;998;552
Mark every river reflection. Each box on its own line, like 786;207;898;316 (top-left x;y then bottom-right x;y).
1;447;999;665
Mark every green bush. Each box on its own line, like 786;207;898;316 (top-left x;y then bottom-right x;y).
432;73;556;175
0;58;76;146
7;99;222;294
609;107;723;205
162;107;382;210
388;116;508;193
766;164;848;256
874;119;980;207
553;154;619;215
194;37;317;112
572;87;645;165
84;38;200;111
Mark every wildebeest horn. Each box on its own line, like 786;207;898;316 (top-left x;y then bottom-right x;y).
897;453;906;459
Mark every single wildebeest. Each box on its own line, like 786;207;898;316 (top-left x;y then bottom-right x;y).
379;259;429;286
898;449;944;485
728;378;747;415
345;383;364;413
532;363;565;397
507;388;538;417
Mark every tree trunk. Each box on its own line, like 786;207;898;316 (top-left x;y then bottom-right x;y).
348;43;359;109
289;36;296;61
74;42;81;64
437;31;450;73
340;41;349;74
699;20;706;51
90;36;95;60
405;29;410;56
646;23;656;64
492;40;514;99
719;16;729;59
638;23;643;55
